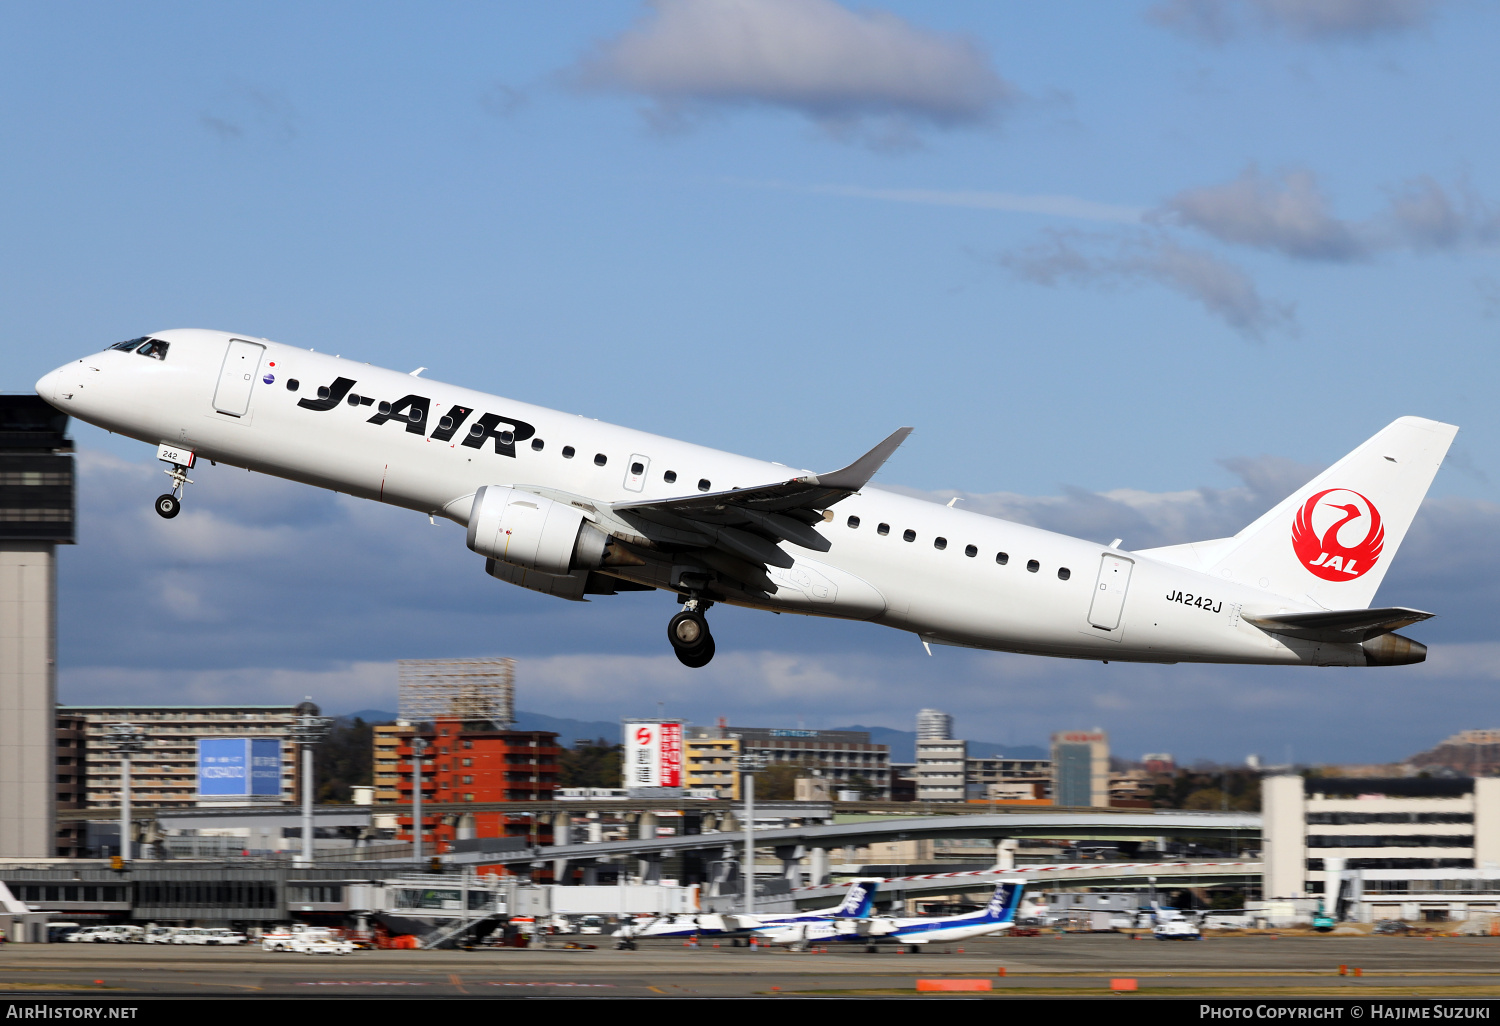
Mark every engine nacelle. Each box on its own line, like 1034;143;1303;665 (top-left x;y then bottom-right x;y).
465;485;607;576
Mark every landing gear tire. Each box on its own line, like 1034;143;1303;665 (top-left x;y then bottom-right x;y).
674;634;715;668
667;610;709;651
154;494;181;519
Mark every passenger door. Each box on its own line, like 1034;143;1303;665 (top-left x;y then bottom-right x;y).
212;339;265;417
1088;553;1134;630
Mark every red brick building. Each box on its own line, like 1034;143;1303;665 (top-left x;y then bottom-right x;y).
394;719;560;854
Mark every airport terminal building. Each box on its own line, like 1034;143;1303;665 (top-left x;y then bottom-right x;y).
1263;773;1500;923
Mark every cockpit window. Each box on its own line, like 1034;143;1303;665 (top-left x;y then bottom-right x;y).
135;339;169;361
109;337;149;352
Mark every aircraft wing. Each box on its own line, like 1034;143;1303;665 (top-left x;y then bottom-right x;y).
1242;607;1434;643
608;427;911;587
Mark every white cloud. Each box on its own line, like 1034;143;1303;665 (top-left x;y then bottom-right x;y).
575;0;1012;145
1149;0;1445;44
1159;166;1365;261
998;228;1296;338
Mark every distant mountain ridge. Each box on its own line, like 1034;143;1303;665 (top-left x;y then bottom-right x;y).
335;708;1044;762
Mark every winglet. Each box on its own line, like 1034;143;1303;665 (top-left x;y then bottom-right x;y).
803;427;912;491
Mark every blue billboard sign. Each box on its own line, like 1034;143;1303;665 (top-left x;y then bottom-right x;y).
197;738;282;799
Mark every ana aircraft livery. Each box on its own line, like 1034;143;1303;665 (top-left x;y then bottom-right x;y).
36;330;1457;669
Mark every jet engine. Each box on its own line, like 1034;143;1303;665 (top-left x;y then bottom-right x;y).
465;484;608;576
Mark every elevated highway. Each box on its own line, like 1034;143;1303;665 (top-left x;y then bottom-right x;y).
790;860;1264;905
445;810;1261;871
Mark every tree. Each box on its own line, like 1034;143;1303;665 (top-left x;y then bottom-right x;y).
560;739;623;788
752;763;802;800
314;717;376;803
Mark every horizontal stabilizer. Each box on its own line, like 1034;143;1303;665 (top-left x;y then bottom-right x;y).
1243;606;1433;643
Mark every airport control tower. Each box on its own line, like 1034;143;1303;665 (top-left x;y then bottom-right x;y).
0;395;73;857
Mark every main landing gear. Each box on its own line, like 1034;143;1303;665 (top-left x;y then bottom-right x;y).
154;462;193;519
668;599;715;668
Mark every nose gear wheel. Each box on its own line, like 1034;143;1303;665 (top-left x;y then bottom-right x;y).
667;608;715;667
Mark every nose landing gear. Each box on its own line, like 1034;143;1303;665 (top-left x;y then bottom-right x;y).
154;460;193;520
668;600;715;668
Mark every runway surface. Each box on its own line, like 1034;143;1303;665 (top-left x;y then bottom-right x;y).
3;934;1500;999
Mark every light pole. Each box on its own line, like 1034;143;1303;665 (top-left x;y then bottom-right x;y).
288;700;333;867
105;722;146;863
736;752;768;916
410;736;429;864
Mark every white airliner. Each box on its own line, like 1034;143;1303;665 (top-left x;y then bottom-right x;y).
36;330;1456;668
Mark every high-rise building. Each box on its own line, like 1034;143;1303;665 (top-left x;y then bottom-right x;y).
392;719;560;853
0;396;73;857
916;708;953;741
1051;730;1110;808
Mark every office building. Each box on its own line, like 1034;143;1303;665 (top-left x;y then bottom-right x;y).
966;755;1053;801
1051;730;1110;808
1263;774;1500;923
722;726;890;798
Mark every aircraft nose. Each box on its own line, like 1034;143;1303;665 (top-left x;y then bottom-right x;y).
35;367;61;402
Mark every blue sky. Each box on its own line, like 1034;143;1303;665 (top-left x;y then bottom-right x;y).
6;1;1499;764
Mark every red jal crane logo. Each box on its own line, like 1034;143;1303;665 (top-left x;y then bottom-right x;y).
1290;488;1384;581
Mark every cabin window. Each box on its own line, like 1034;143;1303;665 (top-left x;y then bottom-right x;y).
964;544;977;557
877;523;890;536
664;470;677;484
847;516;860;529
996;552;1009;565
437;416;453;431
594;453;607;467
347;393;362;406
286;379;299;392
698;479;711;492
562;446;575;459
1027;559;1040;573
934;537;947;550
631;462;645;475
902;529;916;542
497;429;512;443
1058;567;1071;581
377;400;391;415
531;438;544;451
318;385;331;400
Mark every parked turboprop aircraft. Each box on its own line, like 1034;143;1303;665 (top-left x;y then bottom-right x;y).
36;330;1456;668
613;878;880;946
755;879;1025;952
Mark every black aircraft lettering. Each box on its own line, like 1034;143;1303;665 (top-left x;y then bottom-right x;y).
367;394;430;434
428;405;474;443
297;377;356;412
461;412;536;458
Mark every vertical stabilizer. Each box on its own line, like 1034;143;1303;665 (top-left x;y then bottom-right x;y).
834;878;881;918
1205;416;1456;609
985;881;1025;922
